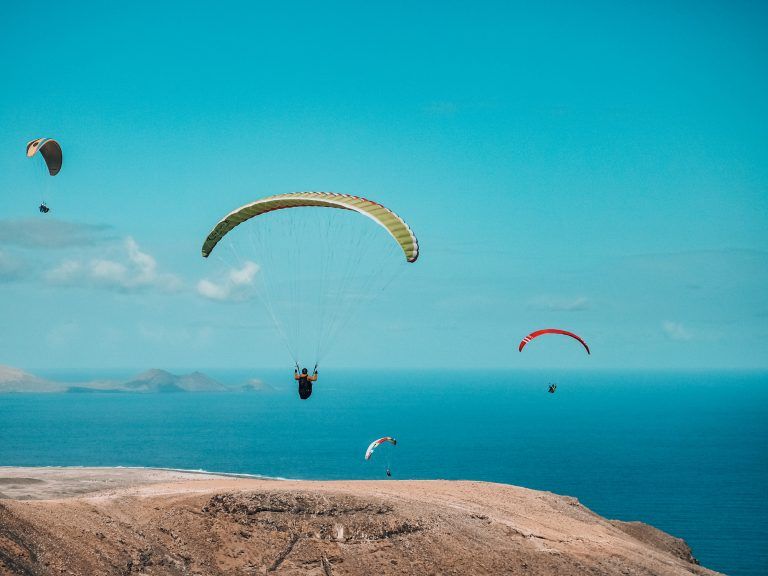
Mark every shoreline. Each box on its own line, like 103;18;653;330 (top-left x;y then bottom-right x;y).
0;464;291;480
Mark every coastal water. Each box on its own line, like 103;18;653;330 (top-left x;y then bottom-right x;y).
1;370;766;575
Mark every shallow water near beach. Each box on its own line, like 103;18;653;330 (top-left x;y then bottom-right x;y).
1;369;766;575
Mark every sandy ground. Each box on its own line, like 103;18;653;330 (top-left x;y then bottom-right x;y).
0;467;722;576
0;467;236;500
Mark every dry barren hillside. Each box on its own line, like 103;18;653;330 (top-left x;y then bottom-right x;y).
0;468;721;576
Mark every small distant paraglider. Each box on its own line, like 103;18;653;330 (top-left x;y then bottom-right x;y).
26;138;63;213
365;436;397;478
519;329;589;394
519;328;590;355
26;138;62;175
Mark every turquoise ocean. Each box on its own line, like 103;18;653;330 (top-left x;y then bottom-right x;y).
1;370;766;575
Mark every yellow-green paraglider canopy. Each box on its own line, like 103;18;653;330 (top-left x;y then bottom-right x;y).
201;192;419;262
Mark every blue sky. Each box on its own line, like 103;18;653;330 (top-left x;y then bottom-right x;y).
0;1;766;370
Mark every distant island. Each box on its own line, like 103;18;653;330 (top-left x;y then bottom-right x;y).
0;365;274;394
0;365;65;393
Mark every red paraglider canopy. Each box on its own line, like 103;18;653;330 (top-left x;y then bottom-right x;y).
519;329;590;355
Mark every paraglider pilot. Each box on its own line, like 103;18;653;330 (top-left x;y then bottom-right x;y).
39;203;50;214
294;366;318;400
548;383;557;394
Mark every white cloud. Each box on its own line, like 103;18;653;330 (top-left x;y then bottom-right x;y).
0;249;24;281
528;296;590;312
197;261;259;302
46;260;82;283
197;279;229;300
45;237;182;292
662;321;692;341
0;219;113;248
